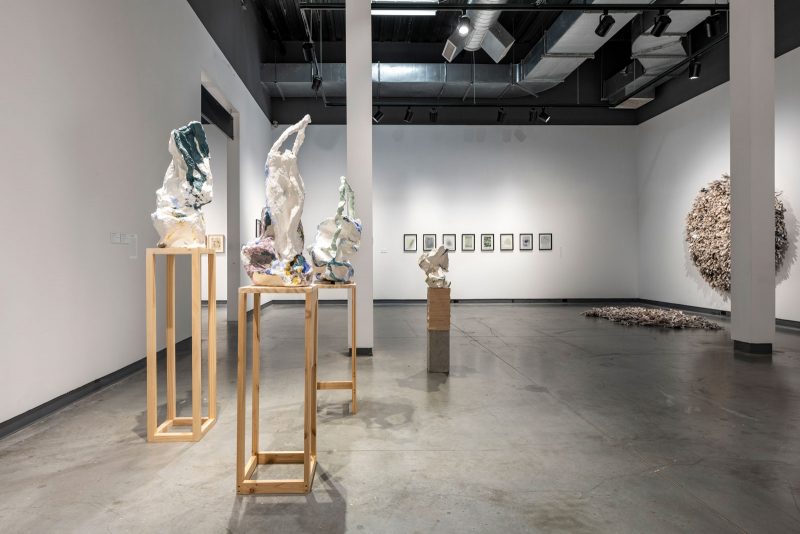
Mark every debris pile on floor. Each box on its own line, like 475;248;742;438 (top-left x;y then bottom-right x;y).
582;306;722;330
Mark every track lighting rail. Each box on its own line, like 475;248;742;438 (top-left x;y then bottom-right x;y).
299;2;729;13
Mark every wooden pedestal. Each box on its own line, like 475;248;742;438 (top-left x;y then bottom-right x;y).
427;287;451;374
145;247;217;443
315;282;358;414
237;285;319;495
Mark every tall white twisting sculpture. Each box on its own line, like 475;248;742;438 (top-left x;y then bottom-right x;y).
309;176;362;283
419;246;450;288
151;121;213;247
242;115;313;286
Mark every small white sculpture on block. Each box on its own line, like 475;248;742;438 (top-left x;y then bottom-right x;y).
151;122;213;247
242;115;313;286
419;245;450;288
309;176;362;283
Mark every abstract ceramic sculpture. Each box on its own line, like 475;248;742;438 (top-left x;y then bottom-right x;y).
419;245;450;288
686;174;789;292
151;121;213;247
309;177;362;283
242;115;313;286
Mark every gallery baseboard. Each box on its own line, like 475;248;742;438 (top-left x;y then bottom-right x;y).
0;337;193;441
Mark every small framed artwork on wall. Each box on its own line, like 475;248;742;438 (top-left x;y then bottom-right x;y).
255;219;261;238
423;234;437;251
403;234;417;252
481;234;494;252
539;233;553;251
462;234;476;252
443;234;456;252
500;234;514;251
206;234;225;253
520;233;533;251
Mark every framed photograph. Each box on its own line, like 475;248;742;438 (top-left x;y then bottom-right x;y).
255;218;261;238
206;234;225;253
500;234;514;251
539;233;553;251
423;234;436;251
481;234;494;252
462;233;475;252
403;234;417;252
520;233;533;251
443;234;456;252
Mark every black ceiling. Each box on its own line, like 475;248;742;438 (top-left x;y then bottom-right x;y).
189;1;800;126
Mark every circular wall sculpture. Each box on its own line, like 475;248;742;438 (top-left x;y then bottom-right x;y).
686;174;789;293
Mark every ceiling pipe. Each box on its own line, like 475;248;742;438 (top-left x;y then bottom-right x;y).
299;2;729;12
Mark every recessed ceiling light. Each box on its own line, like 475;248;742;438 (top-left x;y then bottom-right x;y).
372;0;437;16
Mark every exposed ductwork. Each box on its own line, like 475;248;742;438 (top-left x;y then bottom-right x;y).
516;0;655;94
443;0;515;63
605;0;726;108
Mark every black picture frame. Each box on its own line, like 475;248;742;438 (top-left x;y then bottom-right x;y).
539;233;553;251
481;234;494;252
255;218;261;238
520;233;534;251
403;234;417;252
462;233;476;252
500;233;514;251
423;234;436;251
443;234;456;252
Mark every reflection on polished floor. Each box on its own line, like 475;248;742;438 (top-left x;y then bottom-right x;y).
1;303;799;533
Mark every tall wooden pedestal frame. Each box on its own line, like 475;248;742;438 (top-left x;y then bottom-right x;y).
315;282;358;414
237;285;319;495
145;247;217;443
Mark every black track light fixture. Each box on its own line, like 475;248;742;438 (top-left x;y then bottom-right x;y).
528;107;536;123
311;74;322;93
704;11;720;38
429;107;439;123
373;107;384;124
496;107;506;123
595;10;616;38
302;42;315;63
403;106;414;124
457;14;471;36
689;59;702;80
652;10;672;38
538;108;551;124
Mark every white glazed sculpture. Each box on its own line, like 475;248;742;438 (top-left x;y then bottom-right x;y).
151;122;213;247
419;246;450;288
242;115;313;286
309;177;362;283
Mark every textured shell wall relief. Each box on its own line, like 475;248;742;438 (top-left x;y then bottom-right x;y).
419;246;451;288
242;115;313;286
686;174;789;293
151;122;213;247
309;176;362;283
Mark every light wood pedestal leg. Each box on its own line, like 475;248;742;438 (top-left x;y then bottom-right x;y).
314;283;358;414
145;247;218;443
237;286;319;494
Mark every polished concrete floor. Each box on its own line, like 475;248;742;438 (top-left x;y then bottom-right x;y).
1;302;800;533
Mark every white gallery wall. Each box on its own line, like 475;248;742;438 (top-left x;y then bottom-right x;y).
289;124;640;300
0;0;271;422
637;46;800;322
201;125;228;302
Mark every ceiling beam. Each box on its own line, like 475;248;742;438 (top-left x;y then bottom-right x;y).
299;2;729;12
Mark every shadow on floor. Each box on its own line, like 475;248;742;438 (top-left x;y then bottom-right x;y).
227;466;347;533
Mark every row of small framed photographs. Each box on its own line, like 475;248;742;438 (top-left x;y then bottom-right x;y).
404;233;553;252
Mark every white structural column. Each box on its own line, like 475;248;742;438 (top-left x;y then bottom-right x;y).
730;0;775;354
346;0;374;352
